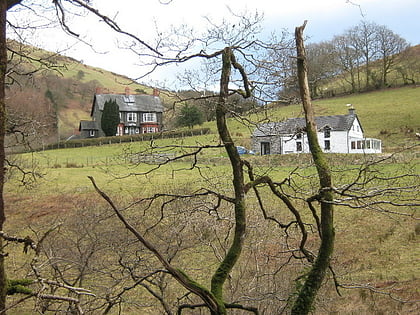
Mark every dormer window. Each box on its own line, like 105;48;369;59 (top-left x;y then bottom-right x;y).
324;126;331;138
123;95;135;104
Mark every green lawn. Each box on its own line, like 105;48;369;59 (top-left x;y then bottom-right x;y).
3;86;419;314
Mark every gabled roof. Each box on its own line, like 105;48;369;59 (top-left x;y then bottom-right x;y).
92;94;164;115
79;120;98;131
253;112;359;137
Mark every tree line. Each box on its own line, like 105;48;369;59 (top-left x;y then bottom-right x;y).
175;20;414;125
278;21;413;101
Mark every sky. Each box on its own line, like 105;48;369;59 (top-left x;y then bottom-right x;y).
7;0;420;89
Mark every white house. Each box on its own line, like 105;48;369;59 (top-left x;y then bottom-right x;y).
251;108;382;155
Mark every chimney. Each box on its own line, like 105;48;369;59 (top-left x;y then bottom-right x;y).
153;88;160;97
125;87;130;96
348;108;355;115
95;87;102;95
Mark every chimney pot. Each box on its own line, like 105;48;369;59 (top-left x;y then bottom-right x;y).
125;87;130;96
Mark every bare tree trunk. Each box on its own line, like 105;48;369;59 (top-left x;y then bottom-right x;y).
291;22;335;315
210;47;247;315
0;2;7;312
0;2;24;312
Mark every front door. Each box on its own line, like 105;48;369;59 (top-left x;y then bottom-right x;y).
261;142;270;155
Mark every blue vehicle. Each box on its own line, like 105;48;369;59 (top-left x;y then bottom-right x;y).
236;146;255;155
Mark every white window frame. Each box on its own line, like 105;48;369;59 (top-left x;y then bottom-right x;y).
142;112;157;123
127;112;137;122
143;126;157;133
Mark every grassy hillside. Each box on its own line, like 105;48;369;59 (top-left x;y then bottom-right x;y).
6;40;157;139
320;44;420;96
312;87;420;149
3;43;419;314
5;124;418;314
202;86;419;152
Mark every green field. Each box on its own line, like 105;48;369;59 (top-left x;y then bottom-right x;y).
4;86;420;314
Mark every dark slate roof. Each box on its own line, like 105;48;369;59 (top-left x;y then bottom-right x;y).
253;113;359;137
79;120;98;131
93;94;164;113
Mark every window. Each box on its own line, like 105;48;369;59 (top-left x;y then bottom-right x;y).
143;126;157;133
296;141;302;152
142;113;157;122
125;126;137;135
351;141;356;150
324;127;331;138
324;140;330;150
89;130;95;137
127;112;137;122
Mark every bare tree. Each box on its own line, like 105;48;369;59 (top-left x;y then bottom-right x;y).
395;46;420;85
306;41;339;97
350;21;379;89
331;34;361;93
0;2;8;311
291;21;335;314
81;13;419;315
88;15;267;313
375;24;409;87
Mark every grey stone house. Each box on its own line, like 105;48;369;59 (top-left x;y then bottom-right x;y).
79;87;164;138
252;108;382;155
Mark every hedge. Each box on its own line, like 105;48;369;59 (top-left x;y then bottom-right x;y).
41;128;212;151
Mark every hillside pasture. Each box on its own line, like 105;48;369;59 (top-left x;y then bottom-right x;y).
3;86;420;314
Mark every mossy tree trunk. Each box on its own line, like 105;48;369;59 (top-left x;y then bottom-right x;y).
210;47;247;314
0;1;7;312
291;22;335;315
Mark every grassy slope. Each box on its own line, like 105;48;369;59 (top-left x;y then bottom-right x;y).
9;42;155;138
4;87;420;313
57;61;155;136
14;85;419;167
312;87;420;148
322;44;420;95
204;85;420;151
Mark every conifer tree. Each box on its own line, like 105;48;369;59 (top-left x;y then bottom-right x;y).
101;99;119;136
176;104;203;129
